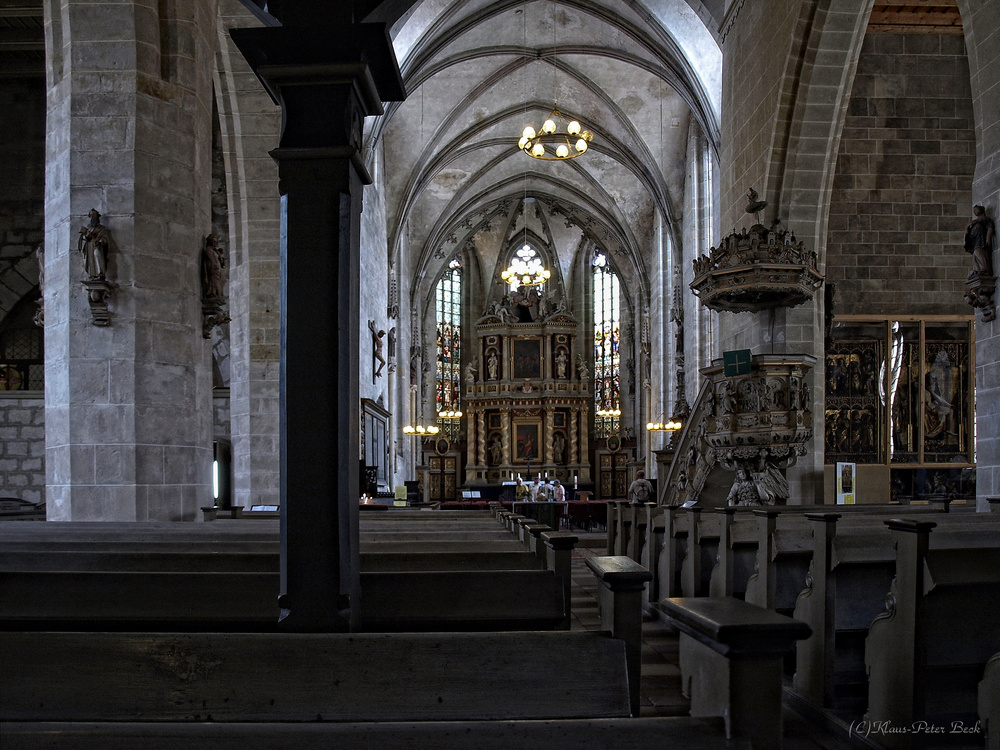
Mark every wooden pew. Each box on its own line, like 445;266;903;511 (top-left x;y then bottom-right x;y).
656;506;691;599
0;717;741;750
864;519;1000;748
658;596;811;750
981;652;1000;750
0;547;544;573
641;504;666;603
742;505;951;615
586;556;653;716
0;510;578;633
1;630;633;722
792;512;1000;710
0;568;570;632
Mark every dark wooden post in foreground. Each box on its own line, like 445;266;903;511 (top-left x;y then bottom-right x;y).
231;10;404;631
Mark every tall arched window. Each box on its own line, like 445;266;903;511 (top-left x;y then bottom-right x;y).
435;257;462;440
593;250;620;438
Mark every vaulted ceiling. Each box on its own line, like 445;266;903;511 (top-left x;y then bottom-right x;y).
368;0;722;298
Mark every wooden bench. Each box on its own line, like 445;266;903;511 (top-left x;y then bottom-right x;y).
981;652;1000;750
0;717;742;750
864;518;1000;748
0;630;632;722
0;511;580;633
0;568;569;632
657;596;811;750
656;506;692;599
0;547;546;573
586;555;653;716
792;512;1000;710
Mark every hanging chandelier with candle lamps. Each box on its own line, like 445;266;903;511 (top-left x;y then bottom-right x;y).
501;244;551;288
518;107;593;161
402;422;439;436
646;416;684;433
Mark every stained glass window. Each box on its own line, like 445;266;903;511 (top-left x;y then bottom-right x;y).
593;251;620;438
436;257;462;440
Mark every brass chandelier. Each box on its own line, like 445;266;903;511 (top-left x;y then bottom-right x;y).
518;107;593;161
501;244;551;288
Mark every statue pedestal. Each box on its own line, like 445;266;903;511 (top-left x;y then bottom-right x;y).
81;278;114;326
964;273;996;322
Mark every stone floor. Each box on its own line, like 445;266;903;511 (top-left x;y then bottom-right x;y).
568;536;864;750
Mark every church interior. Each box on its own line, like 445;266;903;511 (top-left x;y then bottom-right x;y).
1;0;999;747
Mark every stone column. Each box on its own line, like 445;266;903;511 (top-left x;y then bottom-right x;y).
544;405;555;465
231;18;404;631
476;410;486;468
44;0;217;520
501;407;512;466
579;406;590;470
569;409;579;464
214;2;281;510
959;0;1000;511
465;409;476;469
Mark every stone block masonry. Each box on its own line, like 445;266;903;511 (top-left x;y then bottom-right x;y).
0;395;45;503
827;33;976;316
0;391;232;505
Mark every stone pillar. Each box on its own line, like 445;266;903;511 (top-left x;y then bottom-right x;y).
501;407;512;467
214;2;282;510
579;406;590;471
569;409;579;464
544;405;555;465
43;0;217;520
959;0;1000;511
466;409;476;469
476;410;486;469
231;18;404;631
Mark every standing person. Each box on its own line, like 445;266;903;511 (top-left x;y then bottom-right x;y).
514;477;529;501
530;476;542;501
627;470;653;504
552;479;565;502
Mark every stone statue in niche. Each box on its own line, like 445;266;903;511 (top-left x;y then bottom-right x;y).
33;244;44;328
576;354;589;381
465;358;478;383
487;350;499;380
489;433;503;466
555;349;568;379
200;234;231;338
78;208;110;280
369;320;386;381
553;432;565;464
964;205;997;321
78;209;114;326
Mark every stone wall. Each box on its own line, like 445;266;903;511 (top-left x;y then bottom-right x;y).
826;33;976;316
0;392;231;504
957;0;1000;509
0;394;45;503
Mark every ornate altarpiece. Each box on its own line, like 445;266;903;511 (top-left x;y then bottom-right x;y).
463;307;592;486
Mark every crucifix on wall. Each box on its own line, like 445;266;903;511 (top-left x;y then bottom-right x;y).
369;320;386;383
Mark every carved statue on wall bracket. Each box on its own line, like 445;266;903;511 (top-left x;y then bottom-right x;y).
78;209;115;326
963;205;996;322
201;234;231;338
